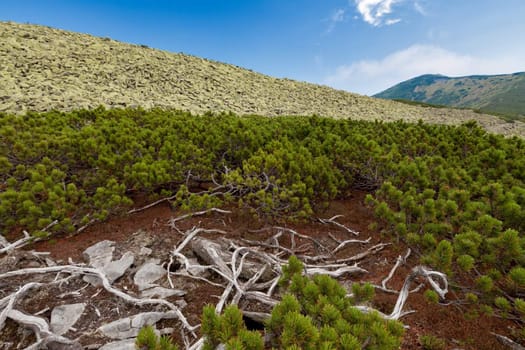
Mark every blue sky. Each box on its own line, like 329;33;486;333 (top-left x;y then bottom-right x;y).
1;0;524;95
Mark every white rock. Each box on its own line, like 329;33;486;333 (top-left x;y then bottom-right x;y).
139;247;152;256
98;339;136;350
141;286;186;299
98;311;178;339
104;251;135;283
83;240;115;268
50;303;86;336
134;262;166;291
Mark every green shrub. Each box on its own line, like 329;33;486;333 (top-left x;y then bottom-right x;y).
135;325;178;350
419;334;446;350
509;267;525;288
514;298;525;316
201;304;263;350
198;257;403;350
424;290;439;304
494;296;512;312
476;275;494;293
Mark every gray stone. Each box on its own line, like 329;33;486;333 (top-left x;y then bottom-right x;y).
141;286;186;299
104;251;135;283
45;257;57;267
134;262;166;291
98;339;136;350
47;341;83;350
50;303;86;336
83;240;134;285
139;247;152;256
97;311;178;339
175;299;188;310
192;237;274;282
83;240;115;268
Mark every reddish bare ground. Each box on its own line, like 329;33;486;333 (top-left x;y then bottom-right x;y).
22;191;519;349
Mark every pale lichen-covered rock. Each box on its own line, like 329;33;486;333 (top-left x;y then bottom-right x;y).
1;21;523;137
82;241;134;284
97;311;179;339
141;286;186;298
133;262;167;291
50;303;86;336
83;240;115;269
98;339;136;350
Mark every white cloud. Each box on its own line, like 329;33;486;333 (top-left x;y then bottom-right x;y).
414;1;427;15
325;45;525;95
385;18;401;25
332;8;346;23
325;8;346;33
354;0;401;26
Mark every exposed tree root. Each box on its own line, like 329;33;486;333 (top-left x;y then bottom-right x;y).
0;209;451;350
0;265;197;335
319;215;360;236
492;332;525;350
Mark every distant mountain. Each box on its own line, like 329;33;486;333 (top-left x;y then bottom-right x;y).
375;73;525;119
1;21;525;136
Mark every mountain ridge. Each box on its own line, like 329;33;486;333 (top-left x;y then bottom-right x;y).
1;21;525;137
374;72;525;119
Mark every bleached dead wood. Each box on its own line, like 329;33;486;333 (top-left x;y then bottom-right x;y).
0;282;44;330
128;193;179;214
356;265;448;320
333;237;371;254
381;248;411;290
303;242;389;264
334;243;390;263
0;230;34;254
274;226;331;254
492;332;525;350
242;310;271;324
167;208;232;227
174;227;227;254
305;264;367;278
0;265;197;334
319;215;360;236
6;309;80;350
191;238;276;282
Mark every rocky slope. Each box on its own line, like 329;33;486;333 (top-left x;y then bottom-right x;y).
1;21;525;137
375;73;525;119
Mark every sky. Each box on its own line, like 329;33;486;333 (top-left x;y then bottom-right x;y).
1;0;524;95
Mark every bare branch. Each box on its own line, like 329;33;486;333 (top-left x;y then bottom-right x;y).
381;248;411;290
128;194;179;214
174;227;227;254
6;309;79;350
0;230;33;254
0;265;197;334
319;215;360;236
168;208;232;226
333;237;371;254
305;264;367;278
388;266;448;320
492;333;525;350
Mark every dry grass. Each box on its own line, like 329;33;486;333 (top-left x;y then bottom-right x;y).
1;21;524;137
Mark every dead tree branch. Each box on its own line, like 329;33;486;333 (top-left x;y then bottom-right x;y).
319;215;360;236
128;193;179;214
381;248;411;290
0;265;197;334
492;333;525;350
167;208;232;228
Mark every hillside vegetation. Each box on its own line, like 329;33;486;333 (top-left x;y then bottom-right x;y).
2;108;525;334
375;73;525;120
1;21;525;137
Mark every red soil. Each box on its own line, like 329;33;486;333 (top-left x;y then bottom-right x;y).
29;191;518;349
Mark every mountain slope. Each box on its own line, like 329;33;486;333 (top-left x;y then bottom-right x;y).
375;73;525;118
1;21;525;137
